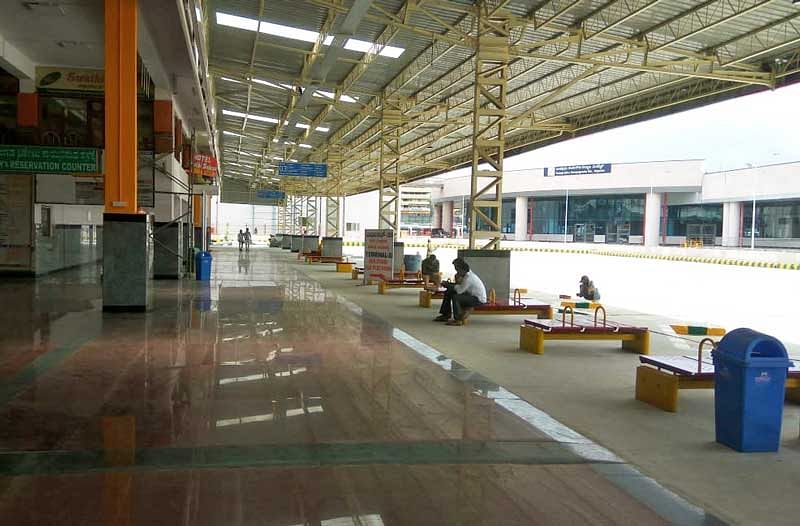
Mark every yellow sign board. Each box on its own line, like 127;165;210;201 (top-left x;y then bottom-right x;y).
36;67;104;92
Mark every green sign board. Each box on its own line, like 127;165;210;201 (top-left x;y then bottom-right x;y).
0;145;100;174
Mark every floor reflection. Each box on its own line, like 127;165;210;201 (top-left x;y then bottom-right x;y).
0;249;720;525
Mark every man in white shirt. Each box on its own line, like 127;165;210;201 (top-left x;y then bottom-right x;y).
434;258;487;326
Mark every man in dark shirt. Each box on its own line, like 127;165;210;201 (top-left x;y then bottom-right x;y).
421;253;441;288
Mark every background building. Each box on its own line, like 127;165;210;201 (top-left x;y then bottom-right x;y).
429;159;800;249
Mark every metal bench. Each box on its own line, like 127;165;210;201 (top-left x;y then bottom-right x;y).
336;261;355;273
636;338;800;411
305;254;348;264
469;289;553;320
519;306;649;355
378;271;425;294
420;288;552;320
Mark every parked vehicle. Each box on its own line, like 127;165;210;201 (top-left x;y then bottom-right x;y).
431;228;449;238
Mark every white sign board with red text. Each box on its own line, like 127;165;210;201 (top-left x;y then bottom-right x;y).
364;229;394;284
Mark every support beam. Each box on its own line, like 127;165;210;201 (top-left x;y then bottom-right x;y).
306;196;318;235
379;98;402;235
469;7;509;250
326;146;343;236
104;0;139;214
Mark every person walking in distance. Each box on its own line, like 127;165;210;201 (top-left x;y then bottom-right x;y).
244;228;252;252
237;229;244;252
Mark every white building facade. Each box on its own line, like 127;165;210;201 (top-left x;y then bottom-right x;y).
425;159;800;249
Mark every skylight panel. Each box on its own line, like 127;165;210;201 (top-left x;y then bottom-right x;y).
222;109;279;124
259;20;319;43
314;90;358;103
216;12;258;32
216;12;404;58
299;144;312;149
252;77;285;90
344;38;404;58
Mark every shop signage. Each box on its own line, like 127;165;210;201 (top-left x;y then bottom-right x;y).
192;153;218;178
364;229;394;283
545;163;612;176
0;145;100;174
36;67;104;92
277;162;327;178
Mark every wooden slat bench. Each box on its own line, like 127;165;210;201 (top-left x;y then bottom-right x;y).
378;271;425;294
519;306;649;356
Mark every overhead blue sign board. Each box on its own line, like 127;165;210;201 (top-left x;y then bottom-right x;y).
545;163;612;176
256;190;285;200
278;162;327;178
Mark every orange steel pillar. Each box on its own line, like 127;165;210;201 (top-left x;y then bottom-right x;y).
104;0;138;214
103;0;152;312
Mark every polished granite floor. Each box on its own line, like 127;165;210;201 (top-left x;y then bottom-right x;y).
0;249;724;525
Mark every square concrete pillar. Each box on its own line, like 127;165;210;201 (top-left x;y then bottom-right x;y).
301;235;318;253
322;237;343;257
644;193;663;247
291;235;303;252
393;242;404;273
457;249;510;301
103;214;153;311
442;201;454;234
153;221;183;279
514;196;528;241
722;202;743;247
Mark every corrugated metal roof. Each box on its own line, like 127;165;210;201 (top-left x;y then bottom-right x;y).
208;0;800;195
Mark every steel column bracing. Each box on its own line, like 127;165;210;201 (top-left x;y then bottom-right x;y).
306;196;319;235
326;146;343;236
379;98;402;234
469;7;509;250
290;194;303;235
277;200;287;234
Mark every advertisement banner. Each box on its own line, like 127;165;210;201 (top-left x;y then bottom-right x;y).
192;153;218;178
364;229;394;284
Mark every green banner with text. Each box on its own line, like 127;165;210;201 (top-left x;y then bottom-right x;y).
0;146;100;174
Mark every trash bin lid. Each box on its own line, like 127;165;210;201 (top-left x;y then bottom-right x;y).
714;328;790;365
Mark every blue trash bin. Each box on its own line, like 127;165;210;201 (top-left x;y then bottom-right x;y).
712;328;791;452
403;254;422;273
195;251;212;281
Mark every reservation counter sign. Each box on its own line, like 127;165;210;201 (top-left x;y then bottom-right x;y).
364;229;394;284
0;145;100;174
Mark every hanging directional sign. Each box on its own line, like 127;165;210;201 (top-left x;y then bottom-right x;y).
256;190;286;200
277;162;327;178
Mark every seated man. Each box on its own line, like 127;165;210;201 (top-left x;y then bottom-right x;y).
434;258;487;326
577;275;601;301
421;252;441;289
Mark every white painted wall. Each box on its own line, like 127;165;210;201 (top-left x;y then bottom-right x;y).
432;160;800;207
702;162;800;203
342;190;378;240
435;160;705;201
